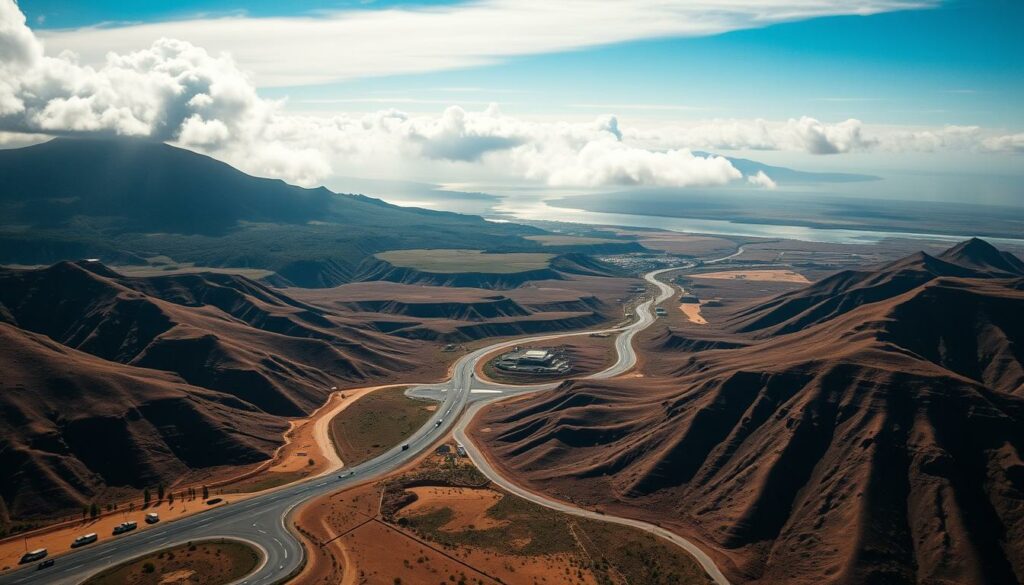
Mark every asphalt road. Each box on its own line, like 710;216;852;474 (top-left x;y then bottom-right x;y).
0;255;733;585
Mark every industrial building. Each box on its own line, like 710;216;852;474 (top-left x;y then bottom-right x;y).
494;347;571;375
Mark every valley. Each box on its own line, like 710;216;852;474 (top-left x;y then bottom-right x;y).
1;138;1021;585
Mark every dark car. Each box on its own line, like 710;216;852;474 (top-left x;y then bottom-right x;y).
37;559;54;570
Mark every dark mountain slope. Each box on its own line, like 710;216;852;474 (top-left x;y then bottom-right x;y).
726;237;1023;338
0;261;422;416
0;322;287;525
0;137;467;235
0;138;546;286
473;240;1024;585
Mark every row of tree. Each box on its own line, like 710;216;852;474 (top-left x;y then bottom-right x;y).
81;485;212;520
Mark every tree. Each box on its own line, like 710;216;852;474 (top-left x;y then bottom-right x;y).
168;492;174;505
157;484;165;501
89;503;98;519
82;505;88;520
202;485;209;500
144;488;151;506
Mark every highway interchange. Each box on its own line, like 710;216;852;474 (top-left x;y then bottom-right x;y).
0;253;739;585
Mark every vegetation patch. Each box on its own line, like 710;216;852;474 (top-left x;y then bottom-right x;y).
329;387;433;467
375;249;554;273
526;235;623;246
82;539;261;585
381;457;713;584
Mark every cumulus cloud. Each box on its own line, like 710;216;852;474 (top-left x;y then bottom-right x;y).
982;133;1024;154
747;171;778;190
1;0;1019;190
37;0;934;87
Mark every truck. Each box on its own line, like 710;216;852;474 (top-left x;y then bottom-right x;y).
71;533;98;548
145;512;160;524
19;549;47;564
113;521;138;535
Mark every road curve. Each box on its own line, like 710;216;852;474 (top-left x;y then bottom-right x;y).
453;404;731;585
452;265;733;585
0;252;737;585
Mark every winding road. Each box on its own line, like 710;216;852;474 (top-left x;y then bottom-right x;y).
0;250;738;585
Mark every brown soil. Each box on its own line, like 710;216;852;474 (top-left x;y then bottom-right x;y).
0;385;388;572
472;239;1024;585
0;498;230;572
0;260;636;534
81;539;260;585
692;269;810;283
679;303;707;325
292;446;712;585
397;487;507;531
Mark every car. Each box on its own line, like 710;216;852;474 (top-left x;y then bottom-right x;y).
37;559;54;570
113;521;137;535
71;533;97;548
145;512;160;524
401;444;410;451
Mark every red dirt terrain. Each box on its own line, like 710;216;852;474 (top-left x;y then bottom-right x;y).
472;239;1024;585
0;260;637;532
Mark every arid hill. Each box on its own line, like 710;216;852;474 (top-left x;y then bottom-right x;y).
0;261;423;416
0;322;288;527
0;260;636;530
472;239;1024;585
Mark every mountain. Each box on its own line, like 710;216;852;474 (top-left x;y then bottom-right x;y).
0;321;289;527
0;260;434;528
471;239;1024;585
0;261;423;416
0;138;544;286
727;237;1024;338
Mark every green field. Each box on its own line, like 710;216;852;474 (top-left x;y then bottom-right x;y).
110;263;275;279
329;387;434;467
526;235;623;246
400;486;713;584
83;539;260;585
375;249;555;273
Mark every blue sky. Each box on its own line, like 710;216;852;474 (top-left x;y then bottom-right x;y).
21;0;1023;128
4;0;1022;200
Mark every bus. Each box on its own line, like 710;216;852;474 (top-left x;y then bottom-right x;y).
19;549;47;564
71;533;98;548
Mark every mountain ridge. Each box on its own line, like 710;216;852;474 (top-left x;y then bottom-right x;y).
471;239;1024;585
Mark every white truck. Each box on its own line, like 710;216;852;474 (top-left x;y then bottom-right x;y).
113;521;138;535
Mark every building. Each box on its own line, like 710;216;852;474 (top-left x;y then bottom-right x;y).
494;347;571;375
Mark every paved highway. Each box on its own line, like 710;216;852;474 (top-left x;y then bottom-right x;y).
0;254;735;585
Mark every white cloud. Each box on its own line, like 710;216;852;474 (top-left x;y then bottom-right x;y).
37;0;934;88
981;133;1024;154
1;0;1020;190
747;170;778;189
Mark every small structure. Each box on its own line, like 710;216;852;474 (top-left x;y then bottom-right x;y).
680;294;700;304
456;444;468;458
494;347;570;375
